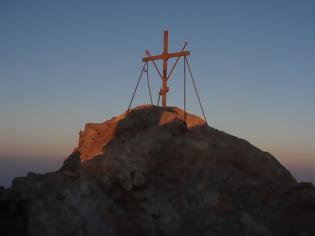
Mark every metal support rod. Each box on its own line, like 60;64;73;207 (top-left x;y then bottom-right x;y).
145;50;163;79
167;42;188;80
127;63;146;112
146;62;153;105
184;57;208;125
157;93;161;106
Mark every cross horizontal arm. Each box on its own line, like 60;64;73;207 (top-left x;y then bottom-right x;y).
142;51;190;62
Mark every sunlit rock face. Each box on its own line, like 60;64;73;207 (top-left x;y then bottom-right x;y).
75;105;206;161
1;105;315;236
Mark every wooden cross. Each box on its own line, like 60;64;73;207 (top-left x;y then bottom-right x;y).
142;30;190;108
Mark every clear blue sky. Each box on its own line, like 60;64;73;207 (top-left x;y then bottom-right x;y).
0;0;314;186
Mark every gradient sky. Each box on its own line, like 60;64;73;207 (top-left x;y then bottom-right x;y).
0;0;314;187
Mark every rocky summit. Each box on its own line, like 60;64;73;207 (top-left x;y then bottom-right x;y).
1;105;315;236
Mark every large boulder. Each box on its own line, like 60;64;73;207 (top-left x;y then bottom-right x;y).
1;105;314;236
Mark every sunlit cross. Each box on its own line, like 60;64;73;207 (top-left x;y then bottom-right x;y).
142;30;190;108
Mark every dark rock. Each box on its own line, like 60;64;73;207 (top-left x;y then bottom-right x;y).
1;105;314;236
0;186;5;193
0;193;28;235
133;171;147;188
60;151;81;174
295;182;314;189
